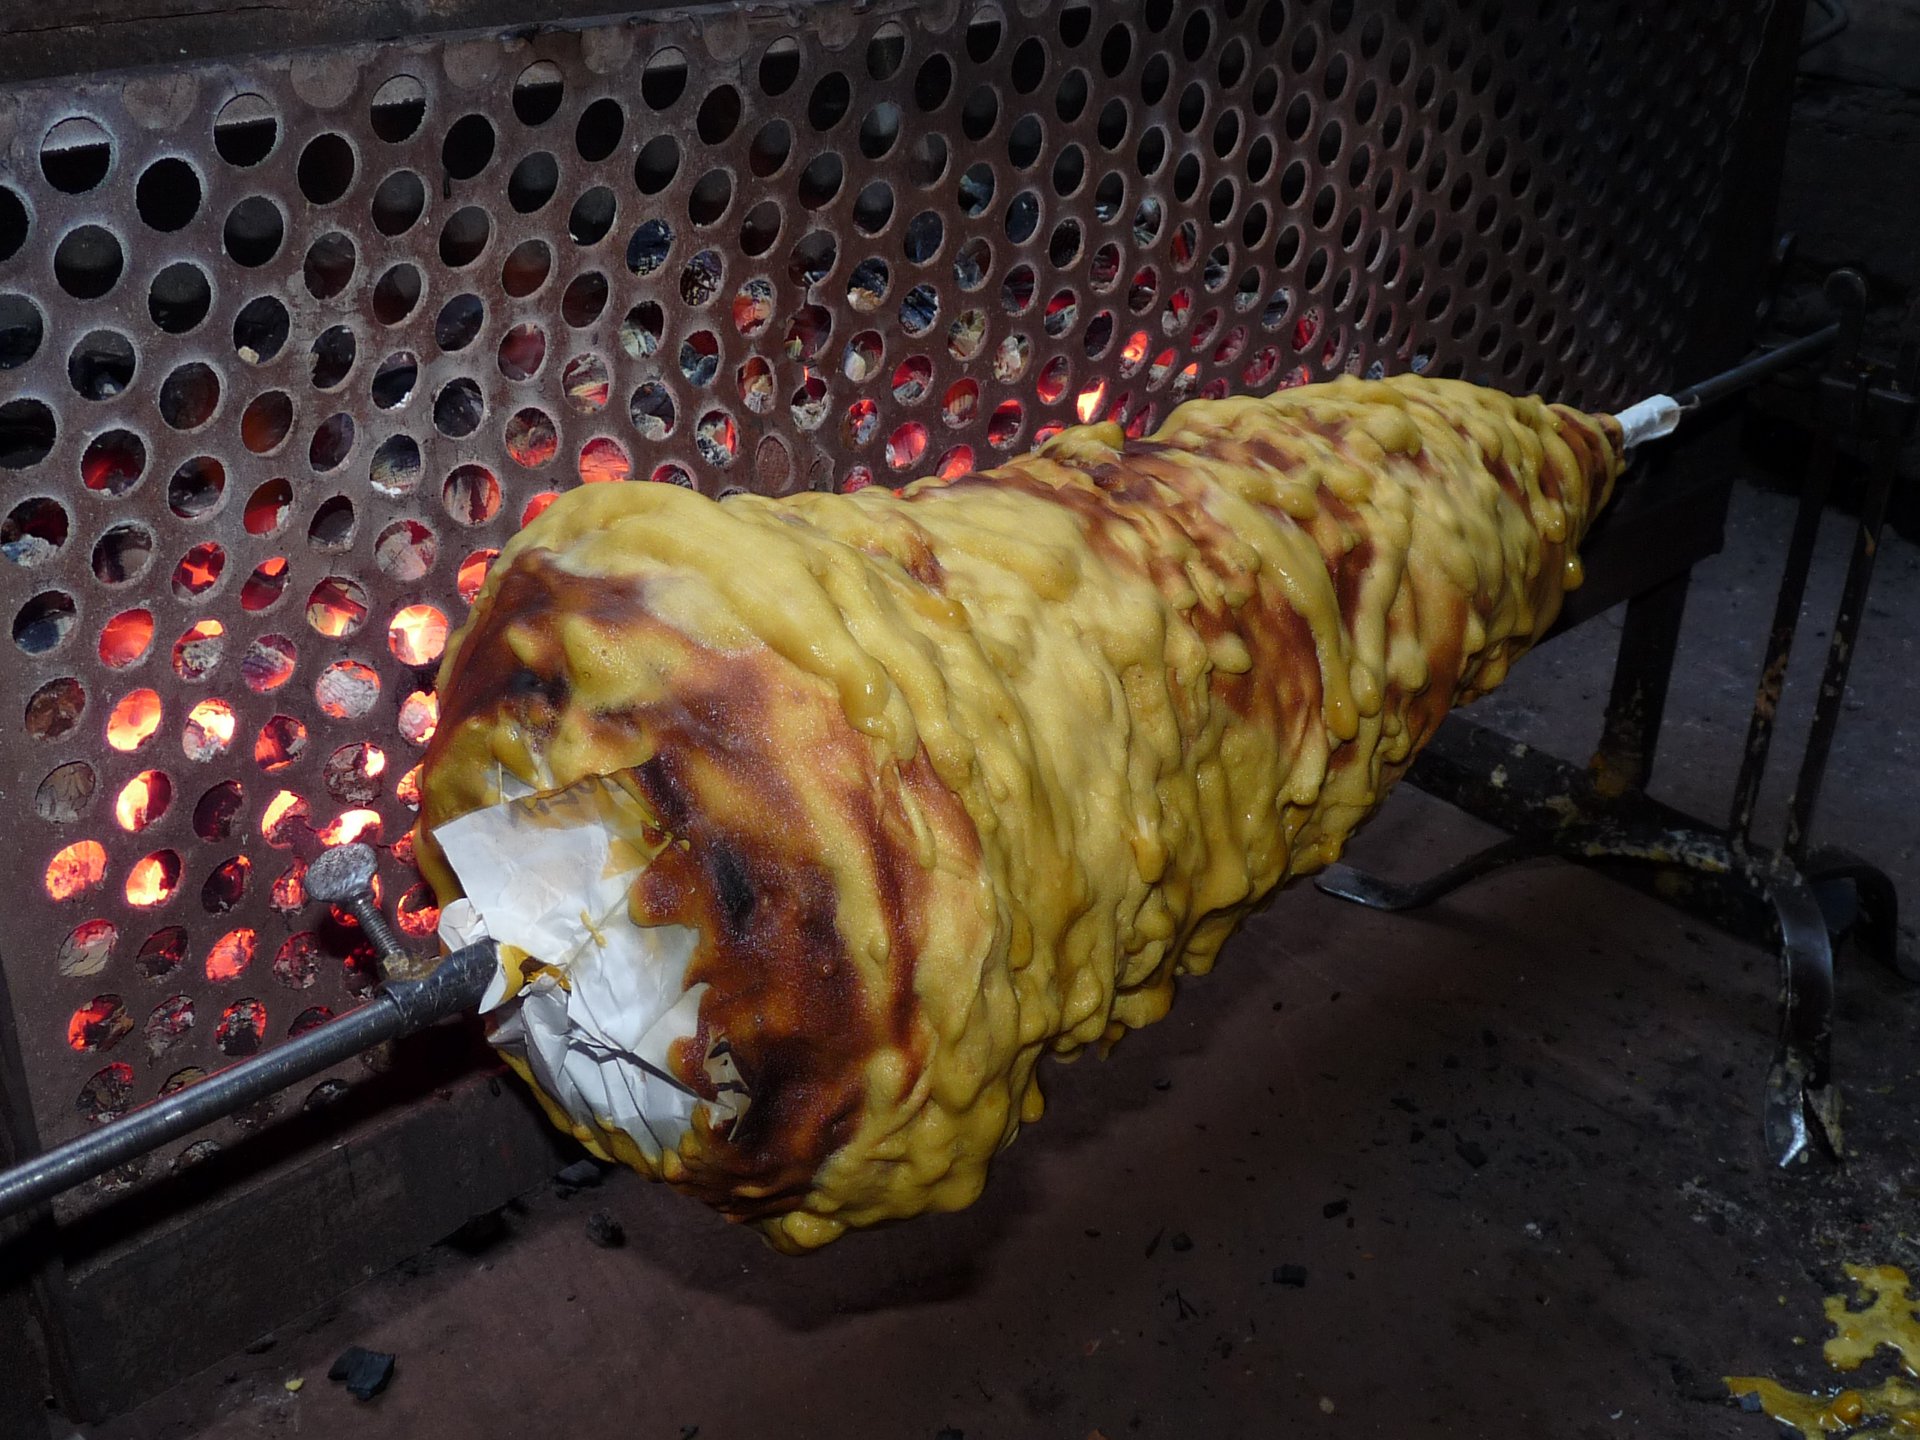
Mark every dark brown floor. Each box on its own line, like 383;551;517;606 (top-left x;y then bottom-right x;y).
80;482;1920;1440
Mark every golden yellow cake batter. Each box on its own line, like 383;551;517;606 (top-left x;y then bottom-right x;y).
418;375;1624;1251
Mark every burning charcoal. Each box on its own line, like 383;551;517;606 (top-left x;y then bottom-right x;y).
586;1209;626;1248
1273;1264;1308;1288
327;1347;395;1401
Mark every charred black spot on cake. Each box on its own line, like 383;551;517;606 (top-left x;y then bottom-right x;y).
634;752;692;829
709;842;757;940
506;666;569;707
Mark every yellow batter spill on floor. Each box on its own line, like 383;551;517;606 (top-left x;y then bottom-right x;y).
1727;1265;1920;1436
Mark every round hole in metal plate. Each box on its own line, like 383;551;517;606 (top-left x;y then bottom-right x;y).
370;435;422;497
372;264;423;324
513;61;564;126
578;437;631;484
442;114;496;180
214;93;278;167
505;406;558;465
233;296;289;364
371;74;427;141
568;186;616;245
223;197;283;268
438;205;490;267
558;275;607;331
510;152;560;214
4;496;67;566
241;634;297;694
441;464;500;524
55;225;124;300
502;239;552;297
42;116;113;194
304;232;356;299
13;589;74;655
374;519;437;582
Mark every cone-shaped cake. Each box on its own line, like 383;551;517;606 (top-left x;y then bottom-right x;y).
418;375;1625;1251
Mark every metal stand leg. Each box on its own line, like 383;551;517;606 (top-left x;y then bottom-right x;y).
1804;847;1920;983
1313;834;1550;912
1764;866;1841;1165
1592;570;1693;798
1321;801;1848;1165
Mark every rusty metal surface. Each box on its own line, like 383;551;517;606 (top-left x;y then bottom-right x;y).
0;0;1778;1214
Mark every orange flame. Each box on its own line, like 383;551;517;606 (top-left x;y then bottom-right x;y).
318;809;383;847
125;851;180;907
99;610;155;669
363;746;388;779
306;577;368;638
204;928;257;982
115;770;170;831
579;437;632;484
46;840;108;900
173;542;225;595
885;423;927;471
1121;331;1149;367
272;861;306;911
1075;379;1109;424
458;548;500;603
396;882;441;938
67;996;126;1052
183;698;237;761
255;715;308;772
107;689;163;752
261;789;309;847
396;764;423;810
388;605;449;667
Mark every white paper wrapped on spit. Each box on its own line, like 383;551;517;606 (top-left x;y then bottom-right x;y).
432;774;748;1163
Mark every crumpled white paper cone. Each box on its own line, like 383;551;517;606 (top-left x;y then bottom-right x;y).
432;775;744;1162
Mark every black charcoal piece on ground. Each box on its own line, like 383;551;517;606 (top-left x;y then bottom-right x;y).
1170;1232;1193;1252
586;1209;626;1248
327;1347;395;1401
555;1158;604;1190
1274;1264;1308;1288
1322;1199;1349;1219
1456;1137;1489;1168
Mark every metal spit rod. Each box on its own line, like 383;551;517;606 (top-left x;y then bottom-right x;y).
1613;319;1844;448
0;321;1850;1223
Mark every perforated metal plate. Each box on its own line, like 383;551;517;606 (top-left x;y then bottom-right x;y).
0;0;1775;1210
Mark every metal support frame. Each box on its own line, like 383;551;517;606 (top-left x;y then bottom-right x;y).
1318;275;1918;1167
